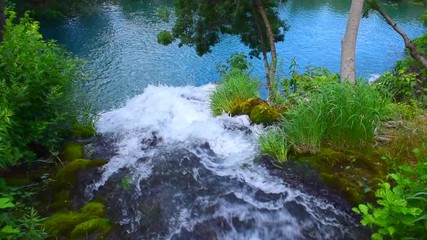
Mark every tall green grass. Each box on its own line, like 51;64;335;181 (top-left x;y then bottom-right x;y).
259;127;290;162
284;82;390;153
210;70;259;115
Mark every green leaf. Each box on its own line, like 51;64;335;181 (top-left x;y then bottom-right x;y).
1;225;20;234
412;214;427;223
372;233;383;240
0;198;15;209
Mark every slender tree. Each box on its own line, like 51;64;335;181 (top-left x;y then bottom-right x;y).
159;0;287;102
367;0;427;69
341;0;364;83
0;0;5;43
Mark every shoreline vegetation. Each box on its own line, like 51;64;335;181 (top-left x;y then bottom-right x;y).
1;1;427;239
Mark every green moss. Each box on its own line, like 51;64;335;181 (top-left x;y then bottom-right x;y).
230;97;280;124
54;159;107;189
43;201;109;237
70;218;111;239
4;178;30;187
321;173;364;205
50;190;72;211
61;143;83;162
70;123;96;138
230;98;265;116
81;201;105;216
43;211;89;236
249;104;279;124
316;148;348;168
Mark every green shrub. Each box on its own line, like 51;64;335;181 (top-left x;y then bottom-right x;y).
284;82;390;153
157;30;173;45
210;70;259;115
353;146;427;240
374;34;427;108
281;64;340;101
259;126;290;163
0;180;47;240
0;11;84;168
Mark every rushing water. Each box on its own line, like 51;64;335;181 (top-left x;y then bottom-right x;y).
40;1;426;239
81;84;368;239
41;0;426;110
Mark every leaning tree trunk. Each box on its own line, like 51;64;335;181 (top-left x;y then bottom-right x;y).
341;0;364;83
252;6;271;95
373;3;427;69
0;0;5;43
257;0;278;103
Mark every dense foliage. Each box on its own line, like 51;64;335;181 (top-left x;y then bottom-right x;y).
374;34;427;108
353;146;427;240
162;0;286;58
0;179;46;239
0;11;83;168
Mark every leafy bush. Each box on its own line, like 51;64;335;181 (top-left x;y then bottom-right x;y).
284;82;390;153
0;11;84;168
259;126;290;162
281;64;340;101
374;34;427;108
157;30;173;45
0;180;47;239
210;69;259;115
353;146;427;240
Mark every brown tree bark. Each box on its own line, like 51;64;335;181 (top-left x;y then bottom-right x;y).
373;3;427;69
257;0;278;103
341;0;364;83
0;0;5;43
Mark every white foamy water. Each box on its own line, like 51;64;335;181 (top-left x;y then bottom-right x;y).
94;84;271;189
90;84;365;239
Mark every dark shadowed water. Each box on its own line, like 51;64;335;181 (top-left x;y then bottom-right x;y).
40;0;426;111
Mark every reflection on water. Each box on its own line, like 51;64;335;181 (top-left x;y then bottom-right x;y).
41;0;426;110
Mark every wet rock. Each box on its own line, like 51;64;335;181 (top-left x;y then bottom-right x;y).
141;131;163;150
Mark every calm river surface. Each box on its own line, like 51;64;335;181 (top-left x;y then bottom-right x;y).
41;0;426;110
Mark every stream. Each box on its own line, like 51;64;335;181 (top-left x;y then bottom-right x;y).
75;84;370;239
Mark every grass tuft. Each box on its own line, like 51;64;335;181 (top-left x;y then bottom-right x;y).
210;70;259;115
259;126;290;163
284;82;390;153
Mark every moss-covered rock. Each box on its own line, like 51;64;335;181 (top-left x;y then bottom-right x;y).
43;200;110;238
54;159;107;189
321;173;364;205
81;201;105;216
250;104;280;124
60;143;84;162
230;97;280;124
50;190;72;211
297;148;386;205
44;211;89;236
70;123;96;138
70;218;111;239
230;98;266;116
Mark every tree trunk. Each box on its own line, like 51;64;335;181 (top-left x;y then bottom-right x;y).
257;0;278;103
373;3;427;69
0;0;5;43
251;6;271;95
341;0;364;83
